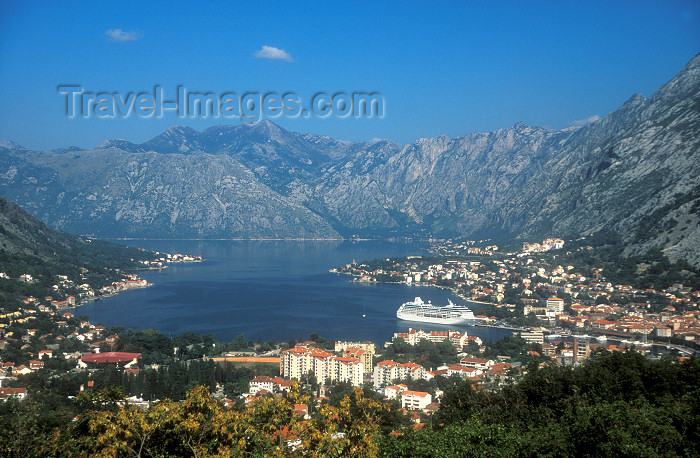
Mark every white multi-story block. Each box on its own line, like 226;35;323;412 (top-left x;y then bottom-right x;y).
281;345;363;386
373;360;425;388
401;391;432;410
384;383;408;400
546;297;565;316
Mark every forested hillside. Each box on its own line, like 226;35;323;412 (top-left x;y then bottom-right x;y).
0;197;157;311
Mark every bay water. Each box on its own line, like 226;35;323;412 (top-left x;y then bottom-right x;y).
77;240;513;346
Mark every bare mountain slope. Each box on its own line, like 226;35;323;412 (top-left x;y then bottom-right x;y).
1;54;698;263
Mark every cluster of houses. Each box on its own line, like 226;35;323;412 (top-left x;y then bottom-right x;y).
135;252;203;268
430;240;500;257
556;301;700;340
337;239;700;347
99;275;149;296
389;328;482;350
0;301;148;398
0;294;127;392
522;238;565;253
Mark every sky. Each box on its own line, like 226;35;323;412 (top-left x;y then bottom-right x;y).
0;1;698;150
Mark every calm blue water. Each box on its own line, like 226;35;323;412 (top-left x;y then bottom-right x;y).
77;240;513;345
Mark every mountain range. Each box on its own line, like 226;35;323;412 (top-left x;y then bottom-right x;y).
1;54;699;265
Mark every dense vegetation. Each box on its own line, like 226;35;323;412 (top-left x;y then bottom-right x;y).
557;231;700;291
0;196;159;312
2;349;696;456
380;350;700;457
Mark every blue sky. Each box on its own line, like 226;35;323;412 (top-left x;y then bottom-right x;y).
0;1;698;150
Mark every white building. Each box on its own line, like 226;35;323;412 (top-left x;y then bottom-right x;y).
519;329;545;345
392;328;474;349
249;376;293;395
384;384;408;400
546;297;565;316
373;360;425;388
446;364;483;379
281;345;363;386
459;357;494;371
401;391;432;410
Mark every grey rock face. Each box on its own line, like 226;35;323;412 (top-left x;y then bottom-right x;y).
1;55;698;264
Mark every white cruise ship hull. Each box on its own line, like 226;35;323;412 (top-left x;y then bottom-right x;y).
396;296;482;326
396;312;478;325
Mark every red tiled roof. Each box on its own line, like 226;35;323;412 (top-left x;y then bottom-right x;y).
82;352;141;364
402;390;430;398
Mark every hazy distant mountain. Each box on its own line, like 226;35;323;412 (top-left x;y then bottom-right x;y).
1;54;698;263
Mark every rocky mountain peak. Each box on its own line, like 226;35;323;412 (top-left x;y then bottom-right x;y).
97;139;143;153
0;139;24;150
140;125;203;154
0;54;698;265
239;119;290;143
651;52;700;103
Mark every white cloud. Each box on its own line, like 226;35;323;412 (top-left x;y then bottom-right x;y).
569;114;601;127
254;45;294;62
106;29;139;42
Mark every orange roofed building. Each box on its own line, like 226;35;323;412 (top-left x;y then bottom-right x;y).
80;352;141;367
249;376;294;395
373;360;426;388
281;345;363;386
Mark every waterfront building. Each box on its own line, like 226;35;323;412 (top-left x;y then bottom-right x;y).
391;328;473;350
519;329;545;345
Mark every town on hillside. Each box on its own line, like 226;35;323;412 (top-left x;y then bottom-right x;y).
0;238;698;432
335;237;700;354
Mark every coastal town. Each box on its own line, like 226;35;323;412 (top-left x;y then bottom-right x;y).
1;237;698;434
335;237;700;351
1;3;697;453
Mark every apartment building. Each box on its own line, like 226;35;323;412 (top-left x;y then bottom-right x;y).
373;360;425;388
281;345;364;386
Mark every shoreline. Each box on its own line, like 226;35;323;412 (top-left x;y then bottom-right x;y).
104;237;440;243
69;259;202;311
68;282;152;311
110;237;347;242
341;271;496;308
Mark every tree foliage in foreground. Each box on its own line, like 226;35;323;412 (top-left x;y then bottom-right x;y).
380;350;700;457
2;350;698;457
46;383;387;457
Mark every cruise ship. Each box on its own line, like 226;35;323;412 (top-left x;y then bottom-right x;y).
396;297;482;325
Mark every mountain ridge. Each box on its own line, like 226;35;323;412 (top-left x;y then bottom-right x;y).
1;54;698;264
